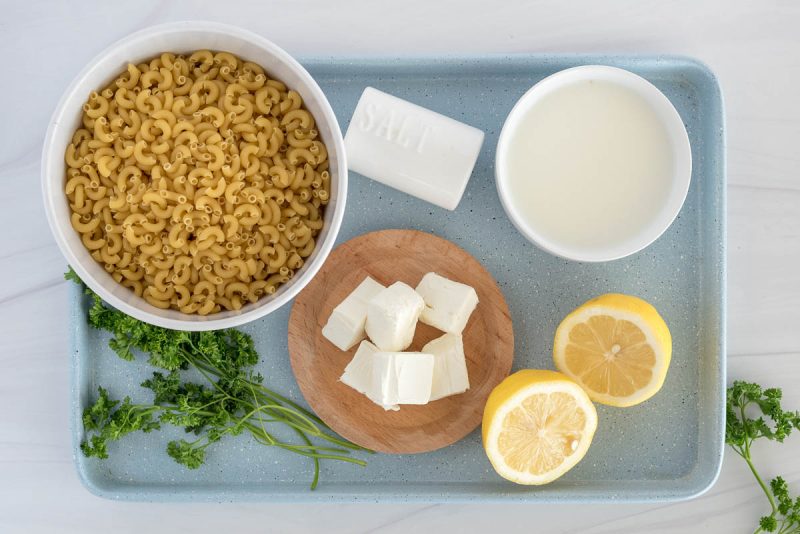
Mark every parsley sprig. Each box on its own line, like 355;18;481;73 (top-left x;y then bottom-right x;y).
67;268;368;489
726;381;800;533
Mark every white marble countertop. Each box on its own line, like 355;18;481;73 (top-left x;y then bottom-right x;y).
2;0;799;532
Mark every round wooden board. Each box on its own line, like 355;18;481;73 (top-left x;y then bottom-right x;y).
288;229;514;454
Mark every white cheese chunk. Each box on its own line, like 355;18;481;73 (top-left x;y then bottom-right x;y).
365;281;425;351
344;87;485;211
415;272;479;334
366;352;434;409
322;276;385;351
340;340;379;395
394;352;435;405
366;352;400;411
423;333;470;401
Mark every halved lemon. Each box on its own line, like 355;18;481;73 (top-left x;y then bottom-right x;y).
482;370;598;485
553;293;672;407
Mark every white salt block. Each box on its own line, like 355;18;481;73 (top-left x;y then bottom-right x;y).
344;87;485;211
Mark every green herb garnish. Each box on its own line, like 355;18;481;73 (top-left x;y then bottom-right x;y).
726;381;800;533
67;268;368;489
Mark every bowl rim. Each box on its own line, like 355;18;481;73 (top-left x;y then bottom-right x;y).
41;21;347;330
494;64;692;263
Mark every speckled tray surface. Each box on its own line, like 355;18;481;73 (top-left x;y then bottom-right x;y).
70;55;726;503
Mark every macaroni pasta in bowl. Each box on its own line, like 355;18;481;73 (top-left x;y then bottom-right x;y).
64;50;331;315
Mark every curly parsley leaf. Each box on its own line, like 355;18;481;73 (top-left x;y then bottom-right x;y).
726;381;800;533
80;387;161;459
167;439;206;469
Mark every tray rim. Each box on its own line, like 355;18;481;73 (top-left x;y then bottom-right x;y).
69;52;726;504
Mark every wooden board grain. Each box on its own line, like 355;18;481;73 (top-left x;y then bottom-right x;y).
288;229;514;454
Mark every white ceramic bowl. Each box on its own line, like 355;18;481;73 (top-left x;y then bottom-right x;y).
495;65;691;262
42;22;347;330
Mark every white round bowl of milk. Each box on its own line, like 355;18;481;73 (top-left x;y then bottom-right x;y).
495;65;691;262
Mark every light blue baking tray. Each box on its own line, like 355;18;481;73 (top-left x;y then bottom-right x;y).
69;55;726;503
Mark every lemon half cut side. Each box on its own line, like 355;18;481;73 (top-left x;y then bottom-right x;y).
482;370;598;485
553;293;672;407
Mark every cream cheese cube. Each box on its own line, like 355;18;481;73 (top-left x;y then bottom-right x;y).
366;352;434;409
340;340;379;395
423;333;470;401
366;352;400;411
394;352;435;404
322;276;385;351
415;272;479;334
365;282;425;351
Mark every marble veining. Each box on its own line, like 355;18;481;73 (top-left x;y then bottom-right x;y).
1;0;799;532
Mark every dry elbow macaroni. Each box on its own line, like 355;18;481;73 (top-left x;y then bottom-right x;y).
64;51;331;314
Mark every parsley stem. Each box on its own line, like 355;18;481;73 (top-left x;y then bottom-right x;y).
185;341;329;428
741;401;778;516
291;426;319;490
252;386;327;427
179;346;366;454
252;435;366;463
